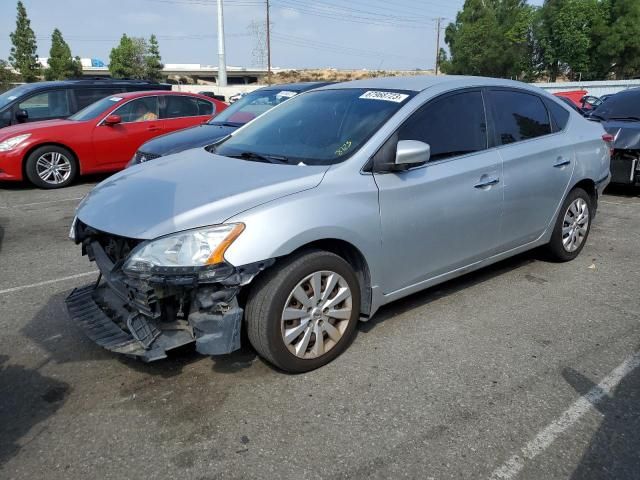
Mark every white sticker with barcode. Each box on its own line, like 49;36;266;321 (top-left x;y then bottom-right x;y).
359;91;409;103
108;96;123;102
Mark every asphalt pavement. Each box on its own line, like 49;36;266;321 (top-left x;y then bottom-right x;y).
0;178;639;480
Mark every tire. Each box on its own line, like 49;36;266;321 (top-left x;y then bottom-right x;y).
547;187;592;262
25;145;78;189
246;249;361;373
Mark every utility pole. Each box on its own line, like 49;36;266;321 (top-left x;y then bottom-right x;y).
435;17;440;75
266;0;272;84
216;0;227;87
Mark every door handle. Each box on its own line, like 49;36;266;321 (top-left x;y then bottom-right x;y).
147;125;161;131
553;157;571;168
474;176;500;189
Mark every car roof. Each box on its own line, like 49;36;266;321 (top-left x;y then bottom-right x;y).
318;75;541;93
9;78;166;92
114;90;214;100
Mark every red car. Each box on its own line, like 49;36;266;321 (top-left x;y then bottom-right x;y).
0;91;226;188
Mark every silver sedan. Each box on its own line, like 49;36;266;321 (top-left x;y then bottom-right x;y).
68;76;611;372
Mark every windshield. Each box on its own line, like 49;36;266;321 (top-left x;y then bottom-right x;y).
210;88;301;126
591;91;640;120
0;84;34;110
69;95;123;121
213;88;414;165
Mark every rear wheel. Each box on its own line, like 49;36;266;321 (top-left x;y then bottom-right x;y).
246;250;361;373
547;187;592;261
25;145;77;189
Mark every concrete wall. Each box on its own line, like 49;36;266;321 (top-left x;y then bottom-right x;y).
171;84;263;100
535;80;640;96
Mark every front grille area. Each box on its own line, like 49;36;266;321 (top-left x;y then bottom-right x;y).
76;220;142;264
134;151;162;164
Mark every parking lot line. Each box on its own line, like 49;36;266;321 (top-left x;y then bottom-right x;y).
0;271;97;295
489;350;640;480
0;196;84;209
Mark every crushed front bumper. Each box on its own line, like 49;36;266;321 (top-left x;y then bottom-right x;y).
66;228;270;361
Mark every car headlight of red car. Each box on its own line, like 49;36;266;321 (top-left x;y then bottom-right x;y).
0;133;31;152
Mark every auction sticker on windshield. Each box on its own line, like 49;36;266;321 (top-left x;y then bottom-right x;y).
276;91;297;99
360;91;409;103
108;97;123;102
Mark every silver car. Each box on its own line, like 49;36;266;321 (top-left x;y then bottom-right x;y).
67;76;611;372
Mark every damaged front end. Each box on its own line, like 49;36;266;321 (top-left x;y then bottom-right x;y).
65;220;272;361
604;125;640;185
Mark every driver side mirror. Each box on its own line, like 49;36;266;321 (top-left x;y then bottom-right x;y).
15;109;28;123
104;114;121;126
395;140;431;166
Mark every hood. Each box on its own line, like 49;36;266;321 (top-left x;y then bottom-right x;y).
138;123;237;156
77;147;328;240
601;120;640;150
0;118;77;140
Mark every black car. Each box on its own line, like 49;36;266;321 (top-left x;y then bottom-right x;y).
129;82;331;166
0;79;171;129
589;88;640;185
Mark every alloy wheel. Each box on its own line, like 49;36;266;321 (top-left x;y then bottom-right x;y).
281;270;353;360
35;151;72;185
562;197;589;252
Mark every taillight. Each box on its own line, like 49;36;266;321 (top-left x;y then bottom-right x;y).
602;133;615;156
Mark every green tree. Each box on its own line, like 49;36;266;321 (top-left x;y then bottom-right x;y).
8;1;40;82
443;0;534;79
0;60;17;93
145;34;164;82
536;0;603;81
45;29;83;80
596;0;640;79
109;34;148;79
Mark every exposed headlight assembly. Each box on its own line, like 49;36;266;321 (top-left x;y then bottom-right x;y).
0;133;31;152
123;223;245;278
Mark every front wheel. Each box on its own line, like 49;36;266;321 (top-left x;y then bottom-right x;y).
246;250;361;373
25;145;78;189
547;187;592;261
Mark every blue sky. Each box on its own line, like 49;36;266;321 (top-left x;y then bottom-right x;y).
0;0;544;70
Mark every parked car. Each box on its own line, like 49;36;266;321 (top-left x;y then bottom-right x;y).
228;92;247;103
556;95;584;115
129;82;330;165
553;91;601;114
0;91;225;188
198;91;226;102
0;79;171;129
588;88;640;185
67;76;610;372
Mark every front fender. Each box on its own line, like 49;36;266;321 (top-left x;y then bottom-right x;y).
223;173;383;291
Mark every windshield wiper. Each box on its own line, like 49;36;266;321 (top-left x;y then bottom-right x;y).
227;151;289;164
210;121;242;128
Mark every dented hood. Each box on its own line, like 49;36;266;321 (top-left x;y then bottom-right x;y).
77;147;328;239
601;120;640;150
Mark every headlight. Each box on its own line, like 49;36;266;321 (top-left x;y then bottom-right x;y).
0;133;31;152
123;223;245;276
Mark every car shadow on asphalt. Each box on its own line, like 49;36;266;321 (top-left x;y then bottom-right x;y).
358;248;540;334
0;355;70;467
604;184;638;198
564;360;640;479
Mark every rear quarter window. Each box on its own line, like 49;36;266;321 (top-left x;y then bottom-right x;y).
544;98;571;132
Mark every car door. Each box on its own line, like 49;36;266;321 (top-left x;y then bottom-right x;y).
160;95;215;134
14;89;72;123
486;89;574;250
91;96;164;167
373;89;503;294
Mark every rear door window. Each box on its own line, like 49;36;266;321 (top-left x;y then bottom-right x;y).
18;90;71;120
197;99;214;115
489;90;552;145
74;88;122;110
161;96;201;119
397;90;488;161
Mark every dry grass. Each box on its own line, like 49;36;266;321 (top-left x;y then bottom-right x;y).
269;68;435;83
